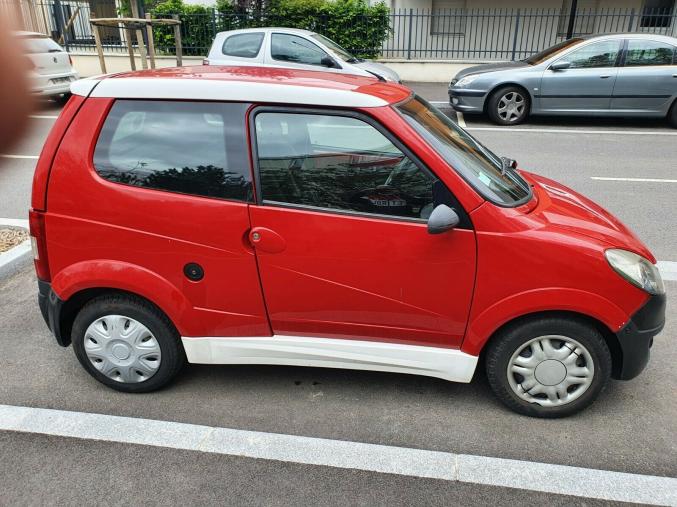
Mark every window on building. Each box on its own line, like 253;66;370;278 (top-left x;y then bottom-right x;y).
222;32;264;58
94;101;253;202
640;0;675;28
624;39;675;66
271;33;330;66
431;0;466;36
557;0;600;36
254;112;435;220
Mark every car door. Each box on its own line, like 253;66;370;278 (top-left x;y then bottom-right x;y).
247;108;477;347
611;38;677;113
539;39;622;112
264;32;343;75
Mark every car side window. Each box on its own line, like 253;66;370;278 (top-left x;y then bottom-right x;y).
222;32;264;58
624;40;675;66
563;40;621;68
94;100;253;202
254;112;435;220
271;33;328;66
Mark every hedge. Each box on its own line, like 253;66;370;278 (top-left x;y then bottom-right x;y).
150;0;390;58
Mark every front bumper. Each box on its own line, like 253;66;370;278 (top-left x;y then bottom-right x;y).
613;293;666;380
38;280;69;346
448;88;486;113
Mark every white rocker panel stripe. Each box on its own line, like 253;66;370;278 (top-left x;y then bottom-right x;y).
181;335;478;383
79;77;390;108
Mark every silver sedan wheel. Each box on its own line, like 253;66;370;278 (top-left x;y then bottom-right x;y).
83;315;161;383
497;91;526;122
507;335;594;407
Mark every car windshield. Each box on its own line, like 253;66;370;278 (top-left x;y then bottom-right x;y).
524;37;584;65
20;35;63;53
310;33;359;62
396;95;531;206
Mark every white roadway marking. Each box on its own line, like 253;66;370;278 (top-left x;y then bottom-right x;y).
0;404;675;505
0;154;39;159
466;126;677;136
29;115;59;120
456;111;467;128
591;176;677;183
658;261;677;282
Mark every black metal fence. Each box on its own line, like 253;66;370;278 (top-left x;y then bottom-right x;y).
384;7;677;60
42;4;677;61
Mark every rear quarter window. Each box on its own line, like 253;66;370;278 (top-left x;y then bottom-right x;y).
93;100;253;202
21;36;63;53
222;33;264;58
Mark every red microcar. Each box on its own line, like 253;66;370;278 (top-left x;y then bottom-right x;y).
30;66;665;417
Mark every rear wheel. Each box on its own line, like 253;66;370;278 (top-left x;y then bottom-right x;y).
485;317;611;418
668;100;677;128
487;86;530;125
53;92;71;105
72;294;185;392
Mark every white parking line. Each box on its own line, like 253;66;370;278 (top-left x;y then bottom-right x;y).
0;404;674;505
591;176;677;183
29;115;59;120
658;261;677;282
466;127;677;136
0;154;39;159
456;111;467;128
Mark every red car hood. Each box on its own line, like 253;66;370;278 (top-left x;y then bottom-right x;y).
519;171;655;262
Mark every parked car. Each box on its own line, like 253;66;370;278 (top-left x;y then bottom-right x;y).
205;27;400;82
448;33;677;126
15;31;79;102
31;66;664;417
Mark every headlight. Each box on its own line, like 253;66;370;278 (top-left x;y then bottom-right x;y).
605;249;665;295
455;74;481;87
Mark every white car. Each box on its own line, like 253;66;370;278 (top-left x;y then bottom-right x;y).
15;31;79;101
205;28;400;82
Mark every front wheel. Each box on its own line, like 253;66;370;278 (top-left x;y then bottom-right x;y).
487;86;530;125
485;317;611;418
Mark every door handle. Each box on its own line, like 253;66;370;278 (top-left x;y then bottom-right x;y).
249;227;286;254
599;75;611;79
673;74;677;78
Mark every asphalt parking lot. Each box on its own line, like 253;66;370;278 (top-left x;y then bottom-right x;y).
1;88;676;505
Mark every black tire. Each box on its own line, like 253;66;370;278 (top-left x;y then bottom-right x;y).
53;92;71;105
668;100;677;128
485;317;612;418
71;294;185;393
487;86;530;125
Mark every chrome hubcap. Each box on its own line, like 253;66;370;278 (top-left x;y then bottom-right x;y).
507;336;594;407
497;92;525;122
84;315;161;383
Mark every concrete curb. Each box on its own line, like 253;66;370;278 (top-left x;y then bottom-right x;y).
0;219;31;281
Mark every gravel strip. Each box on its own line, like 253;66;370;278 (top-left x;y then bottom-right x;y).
0;227;29;254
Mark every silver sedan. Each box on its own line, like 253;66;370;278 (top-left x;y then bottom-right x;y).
448;33;677;126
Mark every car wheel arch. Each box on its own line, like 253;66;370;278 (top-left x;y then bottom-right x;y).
476;309;624;381
484;82;533;113
50;260;191;341
461;287;630;356
55;286;179;348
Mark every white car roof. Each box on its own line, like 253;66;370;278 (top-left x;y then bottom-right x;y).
71;66;412;108
214;27;315;38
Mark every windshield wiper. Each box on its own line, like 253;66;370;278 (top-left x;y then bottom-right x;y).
500;156;517;175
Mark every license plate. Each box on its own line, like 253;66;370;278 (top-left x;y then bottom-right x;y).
51;77;72;84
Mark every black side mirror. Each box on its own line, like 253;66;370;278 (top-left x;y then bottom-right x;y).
550;61;571;71
427;204;460;234
321;56;338;68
